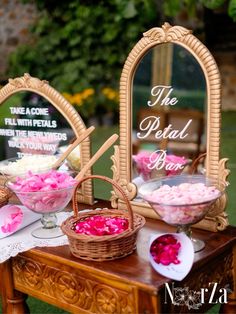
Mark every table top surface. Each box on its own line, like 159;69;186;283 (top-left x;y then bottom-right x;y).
21;200;236;292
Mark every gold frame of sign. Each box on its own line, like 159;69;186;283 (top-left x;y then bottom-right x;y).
111;23;230;232
0;73;93;205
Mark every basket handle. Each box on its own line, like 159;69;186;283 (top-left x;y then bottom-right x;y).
72;175;134;230
189;152;207;174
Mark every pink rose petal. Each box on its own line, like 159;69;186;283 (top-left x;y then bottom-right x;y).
0;205;23;233
150;234;181;266
74;215;129;236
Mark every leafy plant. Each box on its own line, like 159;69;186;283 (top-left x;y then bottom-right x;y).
7;0;236;121
228;0;236;21
163;0;236;21
201;0;226;9
7;0;157;95
201;0;236;21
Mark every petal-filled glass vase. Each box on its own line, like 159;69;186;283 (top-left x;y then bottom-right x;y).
139;175;225;252
6;170;77;239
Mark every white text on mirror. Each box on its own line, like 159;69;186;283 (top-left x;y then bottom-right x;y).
137;116;192;140
147;150;185;171
147;85;178;107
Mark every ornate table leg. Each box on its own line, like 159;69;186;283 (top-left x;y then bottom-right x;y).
1;260;29;314
220;298;236;313
220;245;236;313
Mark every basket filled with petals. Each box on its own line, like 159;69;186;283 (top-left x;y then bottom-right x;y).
61;175;146;261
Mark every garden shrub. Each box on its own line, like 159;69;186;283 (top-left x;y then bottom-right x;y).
7;0;157;93
7;0;236;119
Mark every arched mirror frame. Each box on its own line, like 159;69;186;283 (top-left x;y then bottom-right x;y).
0;73;93;205
111;23;230;232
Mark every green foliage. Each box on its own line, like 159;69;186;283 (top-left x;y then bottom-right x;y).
163;0;236;21
163;0;181;17
200;0;226;10
200;0;236;21
163;0;201;18
7;0;236;118
7;0;157;94
229;0;236;21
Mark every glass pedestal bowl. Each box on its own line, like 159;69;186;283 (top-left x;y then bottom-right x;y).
139;174;225;252
132;152;191;182
0;155;59;177
6;170;77;239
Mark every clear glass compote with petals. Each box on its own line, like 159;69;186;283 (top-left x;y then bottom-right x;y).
6;170;77;239
0;155;59;177
139;174;225;252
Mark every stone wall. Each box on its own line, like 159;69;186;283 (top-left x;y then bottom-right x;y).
0;0;37;80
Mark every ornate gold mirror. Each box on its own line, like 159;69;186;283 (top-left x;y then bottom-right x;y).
112;23;229;231
0;73;93;204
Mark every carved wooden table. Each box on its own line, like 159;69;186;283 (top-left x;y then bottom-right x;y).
1;202;236;313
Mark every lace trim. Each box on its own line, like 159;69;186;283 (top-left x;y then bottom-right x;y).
0;212;72;263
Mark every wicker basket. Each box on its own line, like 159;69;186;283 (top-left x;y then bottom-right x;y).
61;175;146;261
0;185;12;207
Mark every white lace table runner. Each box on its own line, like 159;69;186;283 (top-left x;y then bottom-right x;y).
0;211;72;263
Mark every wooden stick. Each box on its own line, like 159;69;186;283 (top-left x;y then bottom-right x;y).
75;134;119;181
52;126;95;169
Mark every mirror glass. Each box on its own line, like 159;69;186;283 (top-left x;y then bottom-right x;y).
0;75;93;205
132;43;206;194
0;91;79;170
